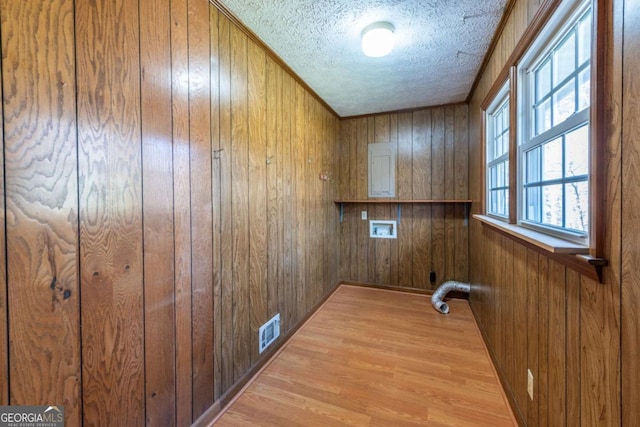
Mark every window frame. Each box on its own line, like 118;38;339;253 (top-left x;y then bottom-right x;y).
485;81;511;220
517;1;593;245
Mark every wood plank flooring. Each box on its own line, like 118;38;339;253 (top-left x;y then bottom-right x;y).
212;285;517;426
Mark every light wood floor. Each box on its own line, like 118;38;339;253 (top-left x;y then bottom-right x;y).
212;285;517;426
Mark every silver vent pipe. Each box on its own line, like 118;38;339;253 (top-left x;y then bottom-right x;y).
431;280;470;314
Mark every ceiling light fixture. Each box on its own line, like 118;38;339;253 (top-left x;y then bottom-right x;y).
361;22;395;58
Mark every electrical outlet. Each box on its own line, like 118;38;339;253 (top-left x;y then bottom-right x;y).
361;211;367;220
527;369;534;400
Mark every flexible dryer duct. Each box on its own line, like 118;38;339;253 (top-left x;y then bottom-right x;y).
431;280;470;314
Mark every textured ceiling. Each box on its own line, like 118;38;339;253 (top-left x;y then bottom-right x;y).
220;0;508;117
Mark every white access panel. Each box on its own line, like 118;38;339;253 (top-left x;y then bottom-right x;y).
368;142;396;197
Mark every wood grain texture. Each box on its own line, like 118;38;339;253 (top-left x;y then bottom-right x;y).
293;81;307;324
230;23;251;382
412;110;433;289
218;12;235;396
2;1;81;423
265;57;279;328
210;5;223;404
337;106;469;290
140;0;176;423
1;0;342;425
76;0;145;423
620;2;639;427
171;0;193;422
248;39;268;365
0;26;6;406
215;285;517;426
189;0;214;417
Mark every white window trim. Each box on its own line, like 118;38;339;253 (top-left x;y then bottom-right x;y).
486;81;510;220
517;0;592;245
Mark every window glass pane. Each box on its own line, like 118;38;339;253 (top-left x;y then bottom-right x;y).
553;79;576;125
503;105;510;130
542;184;563;227
553;32;576;86
565;181;589;232
578;13;592;66
495;135;504;159
526;147;541;183
504;160;510;185
542;138;563;181
490;165;497;188
526;186;541;222
502;130;510;155
536;59;551;102
565;125;589;177
535;98;552;135
578;66;590;111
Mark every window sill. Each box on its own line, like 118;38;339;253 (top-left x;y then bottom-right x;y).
473;215;589;254
473;214;607;283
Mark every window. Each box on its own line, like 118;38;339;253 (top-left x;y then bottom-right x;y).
478;0;607;280
486;83;510;219
518;2;592;243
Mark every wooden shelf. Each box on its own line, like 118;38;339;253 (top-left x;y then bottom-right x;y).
334;199;472;204
335;200;472;224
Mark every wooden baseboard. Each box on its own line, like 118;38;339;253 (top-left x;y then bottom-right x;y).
339;280;470;300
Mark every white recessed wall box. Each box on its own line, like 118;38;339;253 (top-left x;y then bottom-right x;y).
370;220;397;239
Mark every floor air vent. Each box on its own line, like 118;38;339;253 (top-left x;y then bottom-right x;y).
259;313;280;353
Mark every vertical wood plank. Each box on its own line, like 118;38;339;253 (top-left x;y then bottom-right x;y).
293;82;306;322
526;249;540;427
218;13;234;394
397;113;413;288
210;5;223;403
444;106;456;282
248;39;268;364
512;242;528;421
621;1;640;426
188;0;214;416
312;99;323;302
356;119;369;282
537;255;549;427
412;110;432;289
266;58;279;322
76;0;145;423
454;104;469;282
337;121;352;282
566;269;581;427
230;24;250;381
580;274;620;426
388;114;399;287
2;1;80;423
0;25;6;406
276;66;286;328
170;0;192;421
139;0;176;422
431;108;445;288
547;260;566;426
374;115;390;285
281;72;294;332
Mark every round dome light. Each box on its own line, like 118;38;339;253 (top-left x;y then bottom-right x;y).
361;22;395;58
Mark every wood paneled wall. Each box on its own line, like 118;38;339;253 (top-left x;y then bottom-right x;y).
468;0;635;425
0;1;339;425
337;107;469;290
